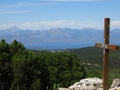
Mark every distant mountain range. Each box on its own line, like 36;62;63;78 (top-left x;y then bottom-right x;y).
0;26;120;49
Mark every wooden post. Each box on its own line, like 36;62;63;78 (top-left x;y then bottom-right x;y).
103;18;110;90
95;18;119;90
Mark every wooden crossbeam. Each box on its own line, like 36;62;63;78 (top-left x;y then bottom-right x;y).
95;43;119;50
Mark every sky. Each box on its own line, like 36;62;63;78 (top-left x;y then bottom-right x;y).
0;0;120;30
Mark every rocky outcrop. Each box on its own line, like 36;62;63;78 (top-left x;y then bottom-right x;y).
111;79;120;88
110;79;120;90
59;88;68;90
68;77;102;90
58;78;120;90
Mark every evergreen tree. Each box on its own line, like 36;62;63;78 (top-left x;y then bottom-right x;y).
0;39;13;89
0;39;88;90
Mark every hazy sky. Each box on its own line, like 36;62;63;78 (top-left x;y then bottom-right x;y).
0;0;120;30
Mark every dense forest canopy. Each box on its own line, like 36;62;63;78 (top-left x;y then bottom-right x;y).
1;39;119;89
1;39;96;90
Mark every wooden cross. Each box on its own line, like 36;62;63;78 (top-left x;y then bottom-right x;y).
95;18;119;90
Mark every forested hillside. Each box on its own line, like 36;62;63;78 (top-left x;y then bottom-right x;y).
0;39;119;89
69;46;120;68
69;46;120;84
0;39;89;90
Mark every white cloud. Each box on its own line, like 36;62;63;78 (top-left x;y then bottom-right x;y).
18;20;74;30
0;10;34;15
0;20;118;30
0;2;37;15
0;2;39;9
0;20;103;30
111;21;120;29
18;20;102;30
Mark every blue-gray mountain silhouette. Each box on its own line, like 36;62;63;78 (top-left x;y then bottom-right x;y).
0;27;120;49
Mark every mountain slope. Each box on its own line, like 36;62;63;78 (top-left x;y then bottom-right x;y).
69;46;120;68
0;27;120;49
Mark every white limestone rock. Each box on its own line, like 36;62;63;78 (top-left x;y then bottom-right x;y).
68;77;103;90
58;78;120;90
111;79;120;88
58;88;68;90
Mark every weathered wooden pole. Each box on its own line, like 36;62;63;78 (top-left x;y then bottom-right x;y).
103;18;110;90
95;18;119;90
